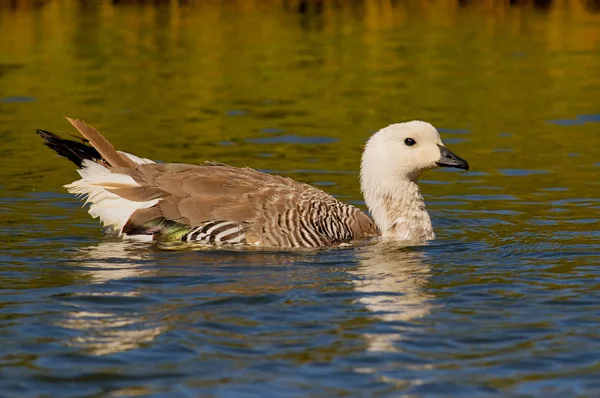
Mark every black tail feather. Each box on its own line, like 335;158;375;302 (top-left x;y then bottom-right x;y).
37;129;104;168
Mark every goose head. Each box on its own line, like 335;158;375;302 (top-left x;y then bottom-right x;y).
360;121;469;239
361;121;468;182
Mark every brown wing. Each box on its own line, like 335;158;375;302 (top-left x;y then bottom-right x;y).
113;161;378;247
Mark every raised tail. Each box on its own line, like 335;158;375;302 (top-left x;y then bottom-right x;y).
38;117;137;168
36;129;105;168
37;118;156;168
37;116;136;168
37;118;158;239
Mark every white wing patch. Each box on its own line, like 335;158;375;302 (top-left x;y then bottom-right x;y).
119;151;155;165
64;159;158;235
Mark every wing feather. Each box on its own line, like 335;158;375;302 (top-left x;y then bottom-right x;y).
65;118;138;169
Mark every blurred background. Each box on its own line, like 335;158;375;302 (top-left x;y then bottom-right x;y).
1;1;599;397
2;0;599;197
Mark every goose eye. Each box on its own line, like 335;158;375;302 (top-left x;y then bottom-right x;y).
404;138;416;146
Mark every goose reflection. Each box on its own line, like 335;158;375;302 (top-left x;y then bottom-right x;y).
352;241;434;353
58;241;311;356
60;240;166;356
58;238;433;356
70;239;156;283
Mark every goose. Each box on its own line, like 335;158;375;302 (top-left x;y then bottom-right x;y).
37;118;468;248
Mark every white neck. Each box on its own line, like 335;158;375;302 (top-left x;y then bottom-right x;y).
360;174;435;241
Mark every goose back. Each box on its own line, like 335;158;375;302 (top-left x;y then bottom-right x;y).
113;161;379;247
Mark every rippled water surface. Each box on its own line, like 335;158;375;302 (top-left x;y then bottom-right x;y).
1;1;600;396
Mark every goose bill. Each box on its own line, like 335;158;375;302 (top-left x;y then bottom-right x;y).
436;145;469;170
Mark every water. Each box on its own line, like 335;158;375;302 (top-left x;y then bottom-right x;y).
1;1;600;396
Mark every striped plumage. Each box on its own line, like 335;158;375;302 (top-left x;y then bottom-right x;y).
38;118;468;247
181;221;246;245
177;192;372;248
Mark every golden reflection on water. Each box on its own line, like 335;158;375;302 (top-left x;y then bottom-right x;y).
1;0;599;200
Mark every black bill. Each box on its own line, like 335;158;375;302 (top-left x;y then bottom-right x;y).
436;144;469;170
